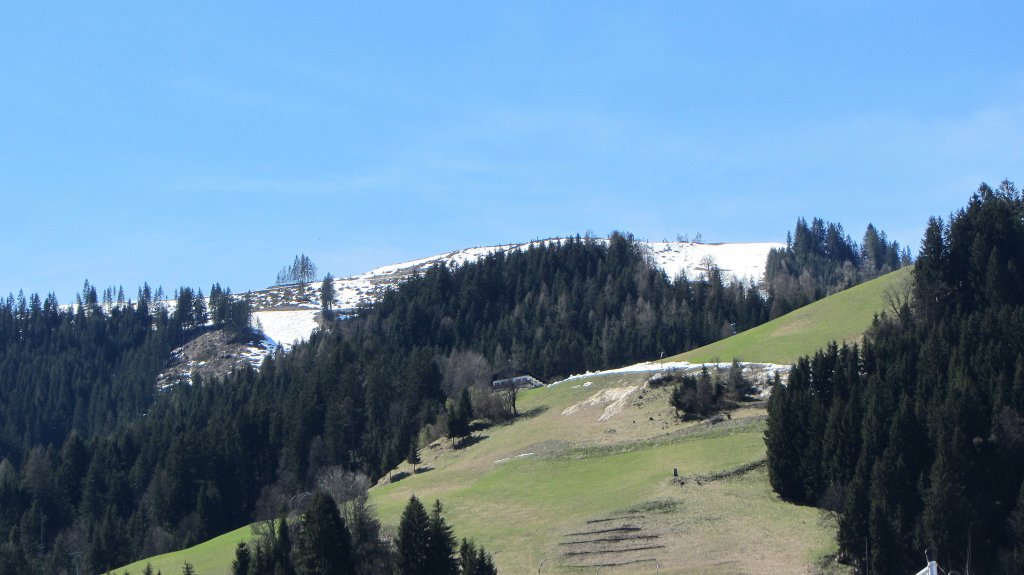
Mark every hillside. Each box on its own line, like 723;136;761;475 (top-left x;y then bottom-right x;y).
368;368;841;574
110;264;906;574
116;365;848;575
666;267;912;365
154;239;782;387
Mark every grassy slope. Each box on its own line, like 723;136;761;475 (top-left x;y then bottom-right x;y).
113;270;911;575
114;523;267;575
369;374;847;574
669;267;911;365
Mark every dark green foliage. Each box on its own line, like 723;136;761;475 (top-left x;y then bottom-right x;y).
396;496;431;575
395;496;481;575
668;366;726;419
358;233;769;381
342;492;393;573
242;519;297;575
296;493;352;575
276;255;318;286
230;543;250;575
320;275;335;314
425;500;458;575
765;182;1024;573
209;284;253;337
765;218;906;318
182;561;196;575
273;517;295;575
458;539;497;575
446;390;473;447
407;443;421;474
457;387;474;425
174;287;207;331
725;359;753;400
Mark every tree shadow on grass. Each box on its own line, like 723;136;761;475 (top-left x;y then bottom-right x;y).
453;434;488;450
517;405;549;420
388;470;411;483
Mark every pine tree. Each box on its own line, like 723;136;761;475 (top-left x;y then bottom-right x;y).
458;387;474;428
319;275;336;314
459;539;497;575
446;400;468;447
396;496;431;575
425;500;458;575
296;492;352;575
231;543;250;575
408;442;421;474
273;517;294;575
182;561;196;575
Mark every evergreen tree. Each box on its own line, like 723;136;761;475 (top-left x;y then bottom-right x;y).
231;543;251;575
408;442;421;474
296;492;352;575
425;500;458;575
765;181;1024;572
446;400;468;447
320;275;336;314
396;496;431;575
458;539;497;575
458;387;474;425
273;516;294;575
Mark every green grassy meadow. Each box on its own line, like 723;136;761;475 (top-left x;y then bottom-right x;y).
368;372;847;574
669;267;911;365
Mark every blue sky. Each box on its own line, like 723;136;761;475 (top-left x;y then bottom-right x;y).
2;2;1022;301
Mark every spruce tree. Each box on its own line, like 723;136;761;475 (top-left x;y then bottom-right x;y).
458;387;474;425
320;275;336;314
396;496;430;575
296;492;352;575
459;539;497;575
425;500;458;575
408;442;421;474
231;543;250;575
273;517;294;575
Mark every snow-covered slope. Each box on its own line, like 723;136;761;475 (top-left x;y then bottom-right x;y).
245;239;782;351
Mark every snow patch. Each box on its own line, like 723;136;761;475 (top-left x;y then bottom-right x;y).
552;360;791;400
493;453;535;464
253;308;320;350
561;386;640;420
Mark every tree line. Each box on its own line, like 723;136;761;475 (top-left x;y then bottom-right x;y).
0;283;254;574
112;491;495;575
764;218;911;318
276;255;318;286
764;182;1024;573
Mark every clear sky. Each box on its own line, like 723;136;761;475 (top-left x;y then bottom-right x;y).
2;2;1022;301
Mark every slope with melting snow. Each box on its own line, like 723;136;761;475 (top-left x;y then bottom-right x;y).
248;239;781;351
